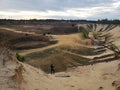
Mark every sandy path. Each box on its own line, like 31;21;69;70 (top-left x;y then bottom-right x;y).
0;27;36;35
19;43;60;56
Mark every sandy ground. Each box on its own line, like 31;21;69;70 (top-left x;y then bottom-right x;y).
0;49;120;90
21;60;120;90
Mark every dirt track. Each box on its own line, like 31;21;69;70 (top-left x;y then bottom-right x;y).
0;27;36;35
19;34;82;56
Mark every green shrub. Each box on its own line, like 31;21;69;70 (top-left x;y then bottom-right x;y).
81;29;90;39
16;53;25;62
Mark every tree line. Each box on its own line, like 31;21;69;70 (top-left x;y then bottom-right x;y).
0;19;120;25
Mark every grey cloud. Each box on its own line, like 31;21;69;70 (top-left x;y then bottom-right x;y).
87;11;120;20
0;0;120;19
0;0;115;11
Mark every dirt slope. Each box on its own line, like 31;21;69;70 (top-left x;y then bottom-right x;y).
15;59;120;90
0;48;120;90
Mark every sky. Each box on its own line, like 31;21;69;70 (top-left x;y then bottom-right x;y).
0;0;120;20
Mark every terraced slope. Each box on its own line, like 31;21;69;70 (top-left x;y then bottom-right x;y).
1;23;120;73
77;23;118;32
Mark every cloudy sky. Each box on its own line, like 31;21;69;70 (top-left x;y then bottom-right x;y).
0;0;120;20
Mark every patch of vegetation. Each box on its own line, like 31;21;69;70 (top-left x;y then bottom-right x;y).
81;30;90;39
24;47;90;73
16;53;25;62
106;43;120;58
104;33;112;43
0;29;57;50
64;52;90;65
50;26;78;34
78;27;90;39
60;46;99;56
75;48;99;55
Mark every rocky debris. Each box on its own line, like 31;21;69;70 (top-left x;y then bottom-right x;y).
112;81;120;87
55;73;70;78
112;80;120;90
